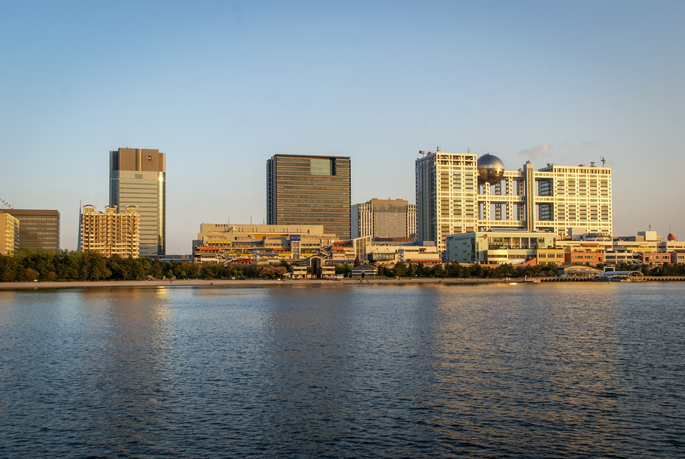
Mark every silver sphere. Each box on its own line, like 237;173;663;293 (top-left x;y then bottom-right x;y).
477;154;505;184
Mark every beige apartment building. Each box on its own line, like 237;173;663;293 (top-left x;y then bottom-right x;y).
79;205;140;258
0;213;20;256
416;149;612;251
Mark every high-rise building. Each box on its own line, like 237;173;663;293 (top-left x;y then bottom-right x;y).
109;148;166;257
267;154;351;239
79;205;139;258
351;199;416;239
0;209;60;252
0;212;19;256
416;149;612;252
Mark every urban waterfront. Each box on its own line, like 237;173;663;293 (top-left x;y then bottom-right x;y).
1;284;683;457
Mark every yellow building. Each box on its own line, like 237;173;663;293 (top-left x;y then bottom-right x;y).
535;248;566;265
0;212;19;256
80;205;139;258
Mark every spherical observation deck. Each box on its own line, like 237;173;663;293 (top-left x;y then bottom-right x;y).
477;154;505;184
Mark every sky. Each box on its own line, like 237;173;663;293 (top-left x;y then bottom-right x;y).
1;0;683;253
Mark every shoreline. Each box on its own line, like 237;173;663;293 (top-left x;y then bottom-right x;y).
0;278;509;290
1;276;683;291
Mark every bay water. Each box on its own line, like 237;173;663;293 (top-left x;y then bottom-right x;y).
1;283;683;457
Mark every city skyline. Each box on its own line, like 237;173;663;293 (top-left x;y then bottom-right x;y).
1;1;684;253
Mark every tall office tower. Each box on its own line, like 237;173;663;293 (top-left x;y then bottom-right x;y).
110;148;166;257
79;205;140;258
351;199;416;239
1;209;60;252
416;149;612;252
0;212;19;256
267;154;351;240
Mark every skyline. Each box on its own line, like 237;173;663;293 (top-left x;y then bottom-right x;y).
1;1;684;253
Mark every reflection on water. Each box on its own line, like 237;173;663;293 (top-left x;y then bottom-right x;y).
0;283;684;457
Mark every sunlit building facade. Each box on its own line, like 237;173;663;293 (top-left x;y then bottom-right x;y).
416;149;612;251
1;209;60;252
0;212;19;256
110;148;166;257
79;205;139;258
267;154;351;240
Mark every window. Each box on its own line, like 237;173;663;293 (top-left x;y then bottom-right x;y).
311;159;332;176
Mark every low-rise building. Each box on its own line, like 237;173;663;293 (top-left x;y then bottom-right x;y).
637;252;673;266
79;205;139;258
672;251;685;265
564;250;605;266
289;256;337;279
536;248;566;265
445;231;557;264
0;212;19;256
193;224;341;264
351;264;378;278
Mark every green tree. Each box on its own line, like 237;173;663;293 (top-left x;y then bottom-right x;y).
393;261;407;277
431;264;445;277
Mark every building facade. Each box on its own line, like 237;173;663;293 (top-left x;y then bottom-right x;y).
351;199;416;239
445;231;557;264
416;149;612;251
267;154;351;240
192;223;352;264
110;148;166;257
80;205;140;258
1;209;60;252
0;213;19;256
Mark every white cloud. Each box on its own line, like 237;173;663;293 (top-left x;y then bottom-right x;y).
517;143;552;161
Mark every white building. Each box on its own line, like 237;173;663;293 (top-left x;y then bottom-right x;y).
416;149;612;251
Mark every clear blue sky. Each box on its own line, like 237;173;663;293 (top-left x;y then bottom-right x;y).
1;1;683;252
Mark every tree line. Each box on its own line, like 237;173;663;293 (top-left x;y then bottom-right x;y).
1;249;683;282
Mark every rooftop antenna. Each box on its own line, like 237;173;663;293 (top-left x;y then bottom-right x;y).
436;146;441;152
467;146;470;153
600;156;606;167
0;198;13;209
419;150;426;157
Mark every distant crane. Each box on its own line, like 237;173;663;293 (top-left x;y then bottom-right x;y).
0;198;13;209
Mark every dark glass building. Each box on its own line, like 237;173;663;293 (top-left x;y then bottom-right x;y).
267;155;351;240
1;209;60;253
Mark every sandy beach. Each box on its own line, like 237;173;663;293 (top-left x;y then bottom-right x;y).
0;277;508;290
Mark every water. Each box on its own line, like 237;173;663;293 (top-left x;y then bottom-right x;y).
1;283;684;457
